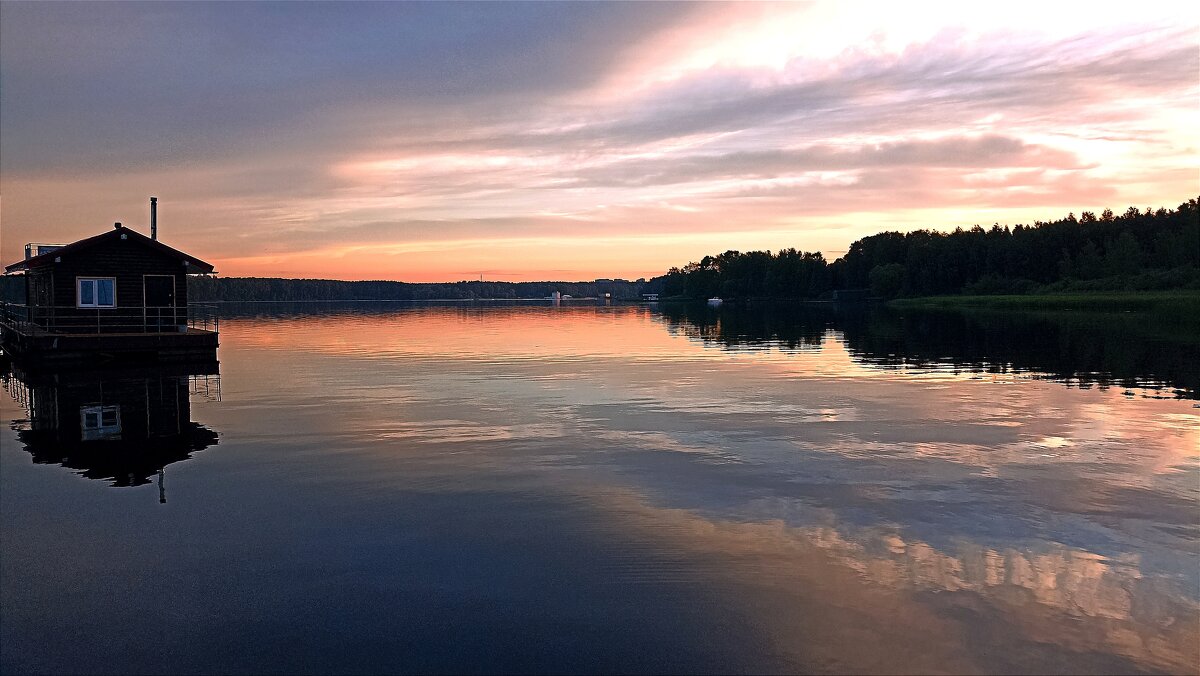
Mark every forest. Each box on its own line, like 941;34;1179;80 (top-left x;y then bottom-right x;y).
184;277;651;302
0;274;653;304
659;197;1199;299
1;197;1195;304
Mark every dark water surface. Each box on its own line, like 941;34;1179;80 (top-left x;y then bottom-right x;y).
2;303;1197;674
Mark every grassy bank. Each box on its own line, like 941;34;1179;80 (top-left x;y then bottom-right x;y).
889;290;1200;316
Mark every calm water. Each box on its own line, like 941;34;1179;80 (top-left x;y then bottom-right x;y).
2;303;1197;674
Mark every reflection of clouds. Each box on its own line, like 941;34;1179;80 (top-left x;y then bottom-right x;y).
214;307;1198;672
589;488;1198;674
858;531;1198;669
375;419;564;445
223;307;1199;483
818;526;1143;619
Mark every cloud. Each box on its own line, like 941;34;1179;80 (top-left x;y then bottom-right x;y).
567;135;1084;188
0;2;698;175
0;3;1196;279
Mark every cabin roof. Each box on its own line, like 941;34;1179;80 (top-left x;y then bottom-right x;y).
5;226;215;274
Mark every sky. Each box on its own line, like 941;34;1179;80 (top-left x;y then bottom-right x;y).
1;2;1197;282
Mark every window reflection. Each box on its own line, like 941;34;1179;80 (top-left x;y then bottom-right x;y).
3;358;221;500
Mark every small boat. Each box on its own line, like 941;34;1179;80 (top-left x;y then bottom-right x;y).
707;297;723;306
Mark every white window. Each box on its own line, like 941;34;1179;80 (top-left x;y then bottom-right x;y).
80;405;122;440
77;277;116;308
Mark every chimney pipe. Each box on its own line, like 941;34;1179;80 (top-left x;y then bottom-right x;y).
150;197;158;241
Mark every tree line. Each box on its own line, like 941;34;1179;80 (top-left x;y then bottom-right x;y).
1;197;1194;304
185;277;651;302
0;273;653;304
658;302;1198;396
659;197;1199;299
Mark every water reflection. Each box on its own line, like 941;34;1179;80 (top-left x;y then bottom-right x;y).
581;488;1198;674
3;360;220;497
212;300;1199;397
658;302;1199;397
1;303;1195;674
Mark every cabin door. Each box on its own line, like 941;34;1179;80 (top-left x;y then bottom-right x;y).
31;274;54;329
143;275;176;332
145;377;183;437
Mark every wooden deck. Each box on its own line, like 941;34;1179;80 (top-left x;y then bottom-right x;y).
0;301;219;366
1;323;218;366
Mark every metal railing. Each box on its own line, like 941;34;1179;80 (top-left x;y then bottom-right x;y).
187;304;219;333
0;302;219;336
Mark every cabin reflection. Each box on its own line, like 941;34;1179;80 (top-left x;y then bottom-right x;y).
3;359;220;499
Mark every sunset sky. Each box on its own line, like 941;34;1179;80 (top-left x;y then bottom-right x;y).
2;2;1196;282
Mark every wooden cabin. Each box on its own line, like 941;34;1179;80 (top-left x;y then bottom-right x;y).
1;221;219;364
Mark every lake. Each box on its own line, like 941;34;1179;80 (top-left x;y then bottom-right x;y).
2;302;1197;674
